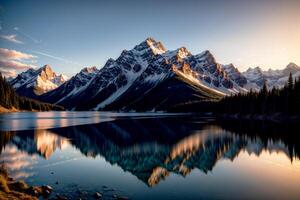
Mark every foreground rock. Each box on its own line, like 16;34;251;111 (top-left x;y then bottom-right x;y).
0;164;52;200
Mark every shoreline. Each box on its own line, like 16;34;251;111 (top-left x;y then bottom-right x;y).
0;164;52;200
1;108;300;123
216;113;300;123
0;106;19;113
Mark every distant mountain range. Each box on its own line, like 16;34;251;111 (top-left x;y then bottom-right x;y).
242;62;300;90
9;38;300;111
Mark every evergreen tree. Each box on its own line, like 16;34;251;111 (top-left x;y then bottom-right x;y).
288;73;294;90
0;73;64;111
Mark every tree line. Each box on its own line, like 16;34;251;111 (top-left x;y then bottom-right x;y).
171;73;300;115
216;73;300;115
0;73;64;111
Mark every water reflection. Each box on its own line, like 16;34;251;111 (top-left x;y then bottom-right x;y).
1;117;299;188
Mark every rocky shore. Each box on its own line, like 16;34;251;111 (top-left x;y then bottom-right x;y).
0;164;131;200
0;164;52;200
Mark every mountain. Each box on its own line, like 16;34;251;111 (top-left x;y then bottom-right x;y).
0;73;64;112
243;62;300;90
9;65;68;98
45;38;251;111
40;66;98;107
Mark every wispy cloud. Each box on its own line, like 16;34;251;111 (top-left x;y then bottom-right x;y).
0;60;36;70
32;50;81;66
0;34;23;44
0;48;36;60
0;48;37;77
0;69;16;77
14;27;41;44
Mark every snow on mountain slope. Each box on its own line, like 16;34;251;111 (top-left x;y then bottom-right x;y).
72;38;168;110
9;65;68;97
40;66;99;106
47;38;246;110
185;51;247;94
243;63;300;89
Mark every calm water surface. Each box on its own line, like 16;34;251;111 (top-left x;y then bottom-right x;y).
0;112;300;200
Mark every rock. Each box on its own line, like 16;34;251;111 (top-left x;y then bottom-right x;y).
42;185;53;192
55;181;59;184
93;192;102;199
43;189;51;196
56;194;68;200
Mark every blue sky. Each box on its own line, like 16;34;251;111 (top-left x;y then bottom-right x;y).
0;0;299;77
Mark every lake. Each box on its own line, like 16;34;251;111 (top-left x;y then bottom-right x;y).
0;112;300;200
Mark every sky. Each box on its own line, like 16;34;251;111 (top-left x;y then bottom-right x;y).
0;0;299;77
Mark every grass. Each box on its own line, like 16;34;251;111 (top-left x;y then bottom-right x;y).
0;175;10;193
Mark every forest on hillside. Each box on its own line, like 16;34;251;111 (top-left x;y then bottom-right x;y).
172;73;300;115
2;71;300;115
0;73;64;112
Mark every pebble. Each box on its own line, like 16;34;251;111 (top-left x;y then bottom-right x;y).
42;185;53;192
93;192;102;199
56;194;68;200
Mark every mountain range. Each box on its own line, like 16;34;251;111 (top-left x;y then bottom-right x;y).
9;38;300;111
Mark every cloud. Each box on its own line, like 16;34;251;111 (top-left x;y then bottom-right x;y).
0;48;37;77
32;50;81;66
0;69;16;77
0;48;36;60
0;34;23;44
0;60;36;70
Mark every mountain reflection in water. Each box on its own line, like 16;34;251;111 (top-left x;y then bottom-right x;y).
1;117;299;189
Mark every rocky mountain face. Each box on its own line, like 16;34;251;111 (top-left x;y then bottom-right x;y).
40;66;99;107
243;62;300;90
9;65;68;97
40;38;250;111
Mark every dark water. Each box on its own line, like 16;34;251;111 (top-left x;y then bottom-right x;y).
0;112;300;200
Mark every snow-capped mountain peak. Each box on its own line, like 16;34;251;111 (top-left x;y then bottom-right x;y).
283;62;300;76
286;62;299;69
80;66;98;74
145;37;166;55
10;64;68;96
40;66;99;105
243;63;300;89
194;50;216;64
133;37;166;55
